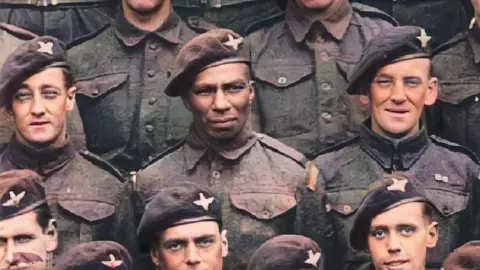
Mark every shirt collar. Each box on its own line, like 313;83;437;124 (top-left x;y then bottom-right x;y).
4;135;77;176
286;0;353;43
359;121;429;170
468;25;480;64
114;9;183;46
184;125;258;171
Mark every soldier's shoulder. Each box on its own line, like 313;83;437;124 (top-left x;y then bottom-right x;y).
185;16;217;33
245;11;285;35
67;23;113;51
352;2;398;26
432;31;468;56
76;150;127;183
430;135;479;164
257;134;307;168
314;136;361;159
0;23;36;40
141;141;186;170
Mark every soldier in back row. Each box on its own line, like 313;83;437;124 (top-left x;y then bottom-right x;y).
135;28;318;270
0;36;139;267
67;0;215;174
311;26;480;270
242;0;397;158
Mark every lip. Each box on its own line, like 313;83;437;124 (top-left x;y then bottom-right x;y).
385;108;409;114
384;259;409;269
29;121;50;126
209;117;237;128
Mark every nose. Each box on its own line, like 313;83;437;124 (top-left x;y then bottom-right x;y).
212;89;231;112
30;94;46;116
386;234;402;254
185;245;201;266
390;83;407;104
5;240;18;265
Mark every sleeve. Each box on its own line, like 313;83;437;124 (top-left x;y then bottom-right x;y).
467;164;480;241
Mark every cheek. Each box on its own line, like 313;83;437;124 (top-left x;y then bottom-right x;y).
405;90;427;108
160;251;184;268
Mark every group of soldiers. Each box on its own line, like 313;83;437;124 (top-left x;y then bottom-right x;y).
1;0;480;270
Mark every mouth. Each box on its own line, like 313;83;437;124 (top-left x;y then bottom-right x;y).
29;121;50;126
384;259;409;269
385;108;409;115
209;117;237;128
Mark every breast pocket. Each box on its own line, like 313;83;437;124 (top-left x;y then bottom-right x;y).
253;62;315;138
75;73;130;154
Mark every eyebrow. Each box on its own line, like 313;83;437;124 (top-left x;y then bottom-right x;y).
16;83;62;91
163;234;217;244
193;79;247;89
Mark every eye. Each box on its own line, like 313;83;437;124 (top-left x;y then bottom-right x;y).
42;89;59;99
404;79;420;88
399;226;416;236
15;235;33;244
197;238;214;248
370;229;386;240
374;78;392;88
226;84;246;92
13;89;32;101
166;242;184;251
193;88;215;96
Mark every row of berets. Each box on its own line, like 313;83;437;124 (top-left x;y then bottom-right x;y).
1;168;480;270
1;1;480;270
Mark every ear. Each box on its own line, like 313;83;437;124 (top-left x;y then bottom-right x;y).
424;77;438;106
426;221;439;248
248;81;255;103
220;229;228;257
149;246;161;266
66;86;77;112
45;219;58;253
181;95;192;112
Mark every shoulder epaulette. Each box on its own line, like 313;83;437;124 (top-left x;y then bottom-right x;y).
430;135;480;164
351;2;398;26
186;16;216;33
79;150;126;183
432;31;468;56
67;23;111;49
257;134;307;167
244;11;285;35
140;140;186;170
0;23;36;40
312;136;360;159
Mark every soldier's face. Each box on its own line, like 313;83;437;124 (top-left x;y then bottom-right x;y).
10;68;76;149
0;212;58;270
295;0;336;10
368;203;438;270
183;63;255;140
369;58;438;138
123;0;167;14
151;221;228;270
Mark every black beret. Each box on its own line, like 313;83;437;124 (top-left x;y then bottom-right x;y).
347;26;431;95
54;241;132;270
443;241;480;270
0;169;47;221
137;182;222;252
349;174;434;251
0;35;70;108
165;28;249;97
247;235;323;270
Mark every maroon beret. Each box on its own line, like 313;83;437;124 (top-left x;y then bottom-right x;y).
247;235;323;270
0;35;70;108
54;241;132;270
164;28;249;97
443;241;480;270
0;169;47;221
137;182;222;252
347;26;431;95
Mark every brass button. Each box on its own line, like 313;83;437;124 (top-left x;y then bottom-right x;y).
212;171;221;179
145;125;155;132
147;70;155;78
320;82;332;91
92;89;99;96
149;43;157;50
148;97;157;105
166;134;173;141
325;204;331;212
262;210;270;219
475;96;479;102
321;112;332;121
278;76;287;85
319;51;329;61
343;205;352;214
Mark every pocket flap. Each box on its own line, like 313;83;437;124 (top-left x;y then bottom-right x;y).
230;193;296;220
424;189;469;217
254;64;313;88
76;73;128;98
58;200;115;222
326;189;369;216
439;78;480;104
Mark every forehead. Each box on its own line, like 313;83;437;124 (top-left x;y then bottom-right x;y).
161;221;220;240
373;58;431;78
370;202;425;227
21;68;66;88
0;211;42;236
193;63;250;85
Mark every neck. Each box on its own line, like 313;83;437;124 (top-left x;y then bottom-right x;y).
15;131;67;152
371;120;420;141
311;0;349;22
122;0;171;32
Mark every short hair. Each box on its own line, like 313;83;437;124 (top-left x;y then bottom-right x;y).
34;204;54;233
422;202;436;223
